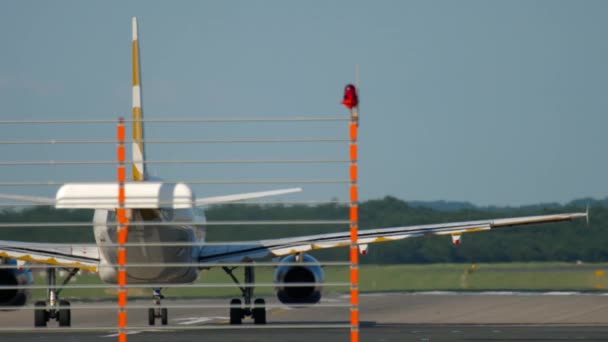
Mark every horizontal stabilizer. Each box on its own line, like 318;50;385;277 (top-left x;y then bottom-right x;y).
0;193;55;205
196;188;302;206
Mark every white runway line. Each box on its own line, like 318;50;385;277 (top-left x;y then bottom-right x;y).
173;317;229;325
100;328;168;337
340;291;602;296
101;331;142;337
542;292;582;296
322;298;344;303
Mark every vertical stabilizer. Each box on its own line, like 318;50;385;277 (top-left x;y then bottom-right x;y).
132;17;146;181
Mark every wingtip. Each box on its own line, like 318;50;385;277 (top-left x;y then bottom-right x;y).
572;207;590;227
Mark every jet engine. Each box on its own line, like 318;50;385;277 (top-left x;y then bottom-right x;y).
0;258;33;308
274;254;324;304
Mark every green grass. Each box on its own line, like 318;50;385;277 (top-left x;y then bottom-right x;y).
33;262;608;301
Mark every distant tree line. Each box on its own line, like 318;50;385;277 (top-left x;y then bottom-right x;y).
0;196;604;263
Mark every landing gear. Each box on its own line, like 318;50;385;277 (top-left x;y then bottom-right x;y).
34;268;78;327
229;298;242;325
34;301;47;327
147;288;168;326
222;263;267;325
57;300;71;327
253;298;266;324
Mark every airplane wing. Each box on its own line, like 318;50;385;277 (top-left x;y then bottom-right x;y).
0;189;98;271
0;212;587;269
198;212;588;262
0;241;99;272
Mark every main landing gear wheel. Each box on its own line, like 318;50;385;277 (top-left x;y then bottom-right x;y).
148;289;168;326
33;268;78;328
252;298;266;324
34;301;47;327
229;298;242;325
58;300;71;327
223;263;267;325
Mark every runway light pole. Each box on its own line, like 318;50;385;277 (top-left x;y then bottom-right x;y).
342;83;360;342
116;117;129;342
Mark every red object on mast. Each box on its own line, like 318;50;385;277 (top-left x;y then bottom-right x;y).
342;84;359;110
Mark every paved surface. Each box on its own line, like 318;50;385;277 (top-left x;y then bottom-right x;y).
2;325;608;342
2;292;608;340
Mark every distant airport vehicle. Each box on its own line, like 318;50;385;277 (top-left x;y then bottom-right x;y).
0;18;587;328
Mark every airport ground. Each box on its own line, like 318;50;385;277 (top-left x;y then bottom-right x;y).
2;292;608;341
31;262;608;300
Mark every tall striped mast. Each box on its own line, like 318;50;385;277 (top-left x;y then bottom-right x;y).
341;78;360;342
131;17;146;181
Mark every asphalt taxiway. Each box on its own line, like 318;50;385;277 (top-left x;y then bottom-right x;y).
2;292;608;341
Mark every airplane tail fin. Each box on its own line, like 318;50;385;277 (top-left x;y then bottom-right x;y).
132;17;146;181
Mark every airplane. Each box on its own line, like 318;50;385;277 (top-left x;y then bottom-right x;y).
0;17;588;328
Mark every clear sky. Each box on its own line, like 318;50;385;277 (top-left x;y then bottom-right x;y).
0;0;607;206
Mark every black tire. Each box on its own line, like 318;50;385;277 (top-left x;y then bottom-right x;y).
148;308;156;326
229;298;242;325
253;298;266;325
34;301;47;327
160;308;168;325
58;300;71;327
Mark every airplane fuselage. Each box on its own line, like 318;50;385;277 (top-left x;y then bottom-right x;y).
93;208;206;284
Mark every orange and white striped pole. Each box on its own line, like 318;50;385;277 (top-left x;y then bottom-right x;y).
116;117;129;342
342;84;360;342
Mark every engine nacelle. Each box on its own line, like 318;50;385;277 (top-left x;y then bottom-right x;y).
274;254;324;305
0;258;32;308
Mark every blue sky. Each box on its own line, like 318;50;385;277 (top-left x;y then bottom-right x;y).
0;1;607;206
